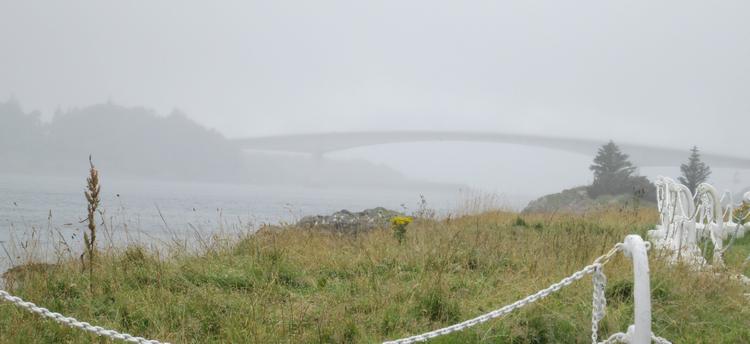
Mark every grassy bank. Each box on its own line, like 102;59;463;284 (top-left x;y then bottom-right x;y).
1;209;749;343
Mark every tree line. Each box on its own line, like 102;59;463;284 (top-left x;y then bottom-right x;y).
588;140;711;200
0;99;246;181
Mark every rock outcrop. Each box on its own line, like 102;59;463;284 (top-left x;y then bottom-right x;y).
297;207;402;232
523;186;654;213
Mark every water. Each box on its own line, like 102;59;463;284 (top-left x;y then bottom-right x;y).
0;174;473;271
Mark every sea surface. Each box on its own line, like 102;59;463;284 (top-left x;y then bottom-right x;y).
0;174;483;271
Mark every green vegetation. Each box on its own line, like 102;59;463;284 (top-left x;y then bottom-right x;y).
724;231;750;278
2;209;749;343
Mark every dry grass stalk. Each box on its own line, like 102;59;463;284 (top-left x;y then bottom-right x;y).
82;156;100;274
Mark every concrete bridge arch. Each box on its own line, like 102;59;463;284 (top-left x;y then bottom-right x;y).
232;131;750;169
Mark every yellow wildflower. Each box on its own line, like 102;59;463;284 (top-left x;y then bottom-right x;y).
391;216;412;244
391;216;413;227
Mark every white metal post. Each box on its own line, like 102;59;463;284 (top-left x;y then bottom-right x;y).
622;235;652;344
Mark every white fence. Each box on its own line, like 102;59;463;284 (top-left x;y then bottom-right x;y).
647;177;750;267
2;234;672;344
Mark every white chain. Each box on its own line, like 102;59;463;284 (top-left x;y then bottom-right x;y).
597;333;672;344
598;332;628;344
591;264;608;344
591;267;673;344
383;245;623;344
590;244;673;344
0;289;167;344
651;334;672;344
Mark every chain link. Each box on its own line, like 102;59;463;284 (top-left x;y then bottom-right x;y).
596;332;672;344
597;332;672;344
651;334;673;344
598;332;628;344
594;243;624;266
0;290;167;344
591;264;607;344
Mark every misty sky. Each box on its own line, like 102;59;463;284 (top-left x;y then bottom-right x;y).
1;1;749;194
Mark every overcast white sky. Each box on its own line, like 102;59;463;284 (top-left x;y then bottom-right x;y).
1;1;748;163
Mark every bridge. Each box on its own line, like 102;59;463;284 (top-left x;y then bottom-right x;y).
232;131;750;168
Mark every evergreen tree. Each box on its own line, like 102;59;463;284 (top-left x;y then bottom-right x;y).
678;146;711;194
590;141;635;180
587;141;645;198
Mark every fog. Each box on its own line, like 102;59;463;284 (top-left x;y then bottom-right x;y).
1;1;749;201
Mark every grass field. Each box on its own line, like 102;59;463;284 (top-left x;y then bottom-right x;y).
1;208;749;343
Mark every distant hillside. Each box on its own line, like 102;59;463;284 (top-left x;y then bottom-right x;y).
0;100;459;189
0;100;245;181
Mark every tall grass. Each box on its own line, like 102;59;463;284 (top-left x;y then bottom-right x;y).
1;208;748;343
